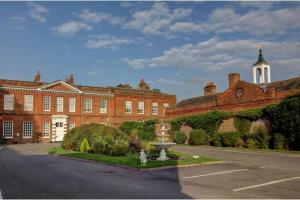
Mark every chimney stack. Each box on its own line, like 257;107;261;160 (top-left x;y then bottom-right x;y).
34;71;41;82
138;79;150;90
66;74;75;84
228;72;240;88
204;82;217;96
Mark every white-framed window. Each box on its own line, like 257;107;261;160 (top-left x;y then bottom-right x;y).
152;102;158;115
138;101;144;114
69;98;76;112
100;99;107;113
69;122;75;130
43;96;51;111
163;103;169;108
4;94;14;110
84;98;92;112
23;121;32;138
42;122;50;138
24;95;33;111
125;101;132;114
3;121;13;138
56;97;63;112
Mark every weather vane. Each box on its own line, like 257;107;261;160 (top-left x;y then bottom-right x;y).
255;44;262;49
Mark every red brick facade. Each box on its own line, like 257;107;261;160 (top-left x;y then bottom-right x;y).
0;75;176;143
166;73;300;118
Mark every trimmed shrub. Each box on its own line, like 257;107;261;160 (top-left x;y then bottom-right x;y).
252;127;270;149
273;133;286;150
62;123;127;151
174;131;186;144
244;137;257;148
80;138;91;153
222;132;242;147
189;129;208;145
211;133;223;147
93;134;129;156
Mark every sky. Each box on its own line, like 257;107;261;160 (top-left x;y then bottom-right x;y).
0;1;300;101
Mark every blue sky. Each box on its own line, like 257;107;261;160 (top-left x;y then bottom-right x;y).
1;1;300;100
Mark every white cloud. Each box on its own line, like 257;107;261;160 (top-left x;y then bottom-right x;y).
171;6;300;36
122;37;300;73
53;21;92;36
27;2;48;23
79;9;124;25
85;35;135;49
120;2;132;8
124;2;192;36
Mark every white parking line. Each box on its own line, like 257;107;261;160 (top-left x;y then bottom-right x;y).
0;190;3;199
182;168;248;180
233;176;300;192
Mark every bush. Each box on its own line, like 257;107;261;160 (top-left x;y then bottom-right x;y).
211;133;223;147
234;117;252;135
174;131;186;144
128;129;142;153
62;123;127;151
93;134;129;156
80;138;91;153
252;127;270;149
222;132;242;147
119;119;158;141
244;137;257;148
189;129;209;145
273;133;286;150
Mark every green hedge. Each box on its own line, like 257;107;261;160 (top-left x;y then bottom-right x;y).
221;131;242;147
189;129;209;145
174;131;186;144
263;94;300;150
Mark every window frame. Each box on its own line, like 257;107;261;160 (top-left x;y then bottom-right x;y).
125;100;132;114
3;121;13;139
69;98;76;113
23;121;33;138
42;122;50;138
84;98;92;113
43;96;51;112
100;99;107;114
138;101;145;114
24;95;33;111
56;97;64;112
4;94;14;111
152;102;158;115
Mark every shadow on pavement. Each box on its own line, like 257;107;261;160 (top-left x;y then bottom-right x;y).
0;145;191;199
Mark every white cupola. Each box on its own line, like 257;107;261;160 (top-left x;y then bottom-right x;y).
253;49;271;84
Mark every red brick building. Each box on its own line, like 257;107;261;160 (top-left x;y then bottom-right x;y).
0;74;176;143
166;50;300;118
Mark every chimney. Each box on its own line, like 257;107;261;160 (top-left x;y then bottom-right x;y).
204;82;216;96
34;71;41;82
66;74;74;84
228;72;240;88
138;79;150;90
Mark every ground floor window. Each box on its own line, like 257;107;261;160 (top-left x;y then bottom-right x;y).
23;121;33;138
3;121;13;138
43;122;50;138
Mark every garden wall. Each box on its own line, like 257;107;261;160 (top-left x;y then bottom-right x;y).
180;125;192;144
217;118;236;133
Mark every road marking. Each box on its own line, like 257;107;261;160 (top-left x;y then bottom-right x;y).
0;146;4;151
0;190;3;199
182;168;248;180
233;176;300;192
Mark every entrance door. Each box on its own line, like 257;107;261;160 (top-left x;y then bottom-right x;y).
55;122;64;141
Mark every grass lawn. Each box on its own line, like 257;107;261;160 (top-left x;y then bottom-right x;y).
48;147;220;169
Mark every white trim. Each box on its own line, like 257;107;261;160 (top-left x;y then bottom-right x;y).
38;80;83;93
0;86;114;97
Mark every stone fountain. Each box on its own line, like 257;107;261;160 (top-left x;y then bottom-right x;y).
150;124;176;161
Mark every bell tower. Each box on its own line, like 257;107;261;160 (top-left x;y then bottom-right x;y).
253;49;271;84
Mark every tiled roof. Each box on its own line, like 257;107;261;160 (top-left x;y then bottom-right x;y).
266;76;300;92
171;93;219;109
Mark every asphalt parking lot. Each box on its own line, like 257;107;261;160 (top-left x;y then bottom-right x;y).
0;144;299;198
